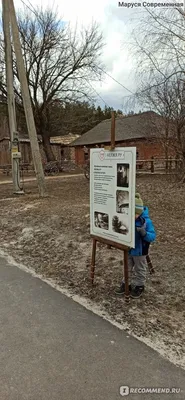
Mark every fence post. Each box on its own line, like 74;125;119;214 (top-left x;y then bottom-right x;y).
151;156;154;173
165;158;168;172
175;156;178;170
169;156;172;172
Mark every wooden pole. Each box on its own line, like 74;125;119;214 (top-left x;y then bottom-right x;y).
146;254;155;275
91;239;97;284
151;156;154;173
169;156;172;172
111;111;115;150
2;0;22;194
8;0;46;197
124;249;130;303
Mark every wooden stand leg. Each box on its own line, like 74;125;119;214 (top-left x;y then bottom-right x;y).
146;255;155;275
124;250;130;303
91;239;97;285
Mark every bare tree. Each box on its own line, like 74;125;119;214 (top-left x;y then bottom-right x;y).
134;74;185;175
130;8;185;85
0;7;105;161
135;76;173;167
127;7;185;179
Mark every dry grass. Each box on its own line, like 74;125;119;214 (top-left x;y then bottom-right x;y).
0;174;184;368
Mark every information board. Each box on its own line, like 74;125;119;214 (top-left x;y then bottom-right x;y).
90;147;136;248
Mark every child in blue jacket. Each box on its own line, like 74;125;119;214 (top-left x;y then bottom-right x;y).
116;193;156;299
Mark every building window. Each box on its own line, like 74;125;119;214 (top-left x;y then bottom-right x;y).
83;146;89;161
84;151;89;161
61;148;64;157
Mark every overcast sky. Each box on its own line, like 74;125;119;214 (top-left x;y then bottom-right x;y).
12;0;160;111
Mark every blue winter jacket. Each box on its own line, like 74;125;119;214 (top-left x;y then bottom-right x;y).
129;207;156;256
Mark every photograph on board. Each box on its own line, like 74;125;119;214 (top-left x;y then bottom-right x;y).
112;215;129;235
117;163;129;188
116;190;129;214
94;212;109;230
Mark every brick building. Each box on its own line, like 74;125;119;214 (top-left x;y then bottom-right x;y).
49;134;79;162
70;111;175;166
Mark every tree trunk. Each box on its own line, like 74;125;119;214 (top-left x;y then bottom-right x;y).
35;109;56;162
42;135;56;162
165;121;169;172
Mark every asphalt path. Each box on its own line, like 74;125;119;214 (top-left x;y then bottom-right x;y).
0;256;184;400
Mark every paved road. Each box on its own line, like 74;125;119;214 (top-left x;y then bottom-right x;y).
0;256;185;400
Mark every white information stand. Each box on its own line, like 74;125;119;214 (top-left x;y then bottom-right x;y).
90;147;136;248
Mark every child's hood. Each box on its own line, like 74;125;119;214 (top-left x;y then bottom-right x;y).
135;206;150;227
141;206;150;219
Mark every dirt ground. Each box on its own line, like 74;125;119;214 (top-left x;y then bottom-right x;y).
0;174;185;368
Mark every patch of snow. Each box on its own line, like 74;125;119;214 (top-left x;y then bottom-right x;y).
21;227;35;239
0;198;17;202
79;242;88;249
23;203;40;211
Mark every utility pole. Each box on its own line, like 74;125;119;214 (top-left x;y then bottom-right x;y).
2;0;23;194
8;0;46;197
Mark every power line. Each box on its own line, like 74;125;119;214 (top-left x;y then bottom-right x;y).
97;66;135;95
20;0;37;16
26;0;38;9
26;0;56;15
20;0;135;97
86;80;113;109
20;0;55;18
20;0;133;108
19;0;116;109
19;0;168;112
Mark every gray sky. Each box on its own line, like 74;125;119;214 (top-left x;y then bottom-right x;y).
13;0;139;111
14;0;183;111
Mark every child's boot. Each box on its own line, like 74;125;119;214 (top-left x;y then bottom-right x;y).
130;285;144;299
115;282;131;295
